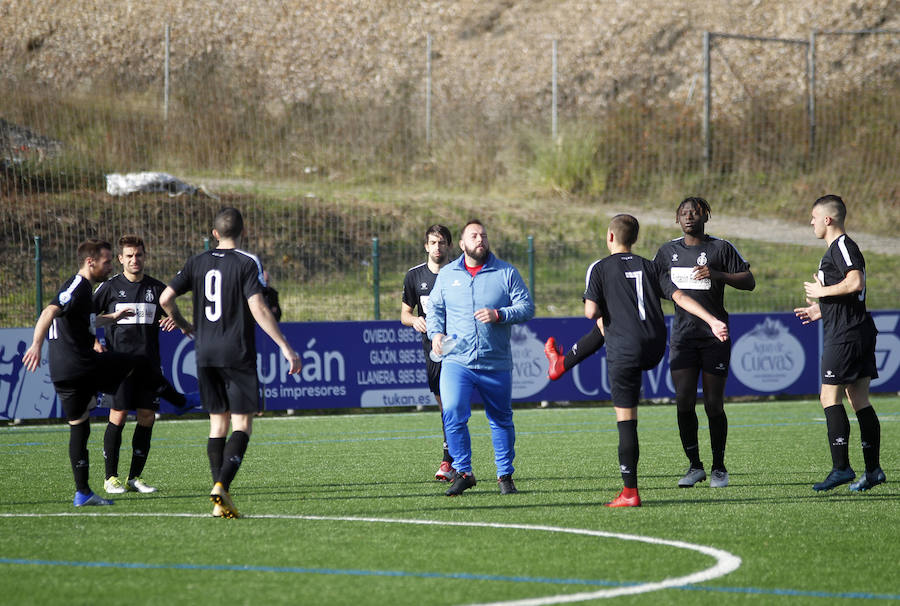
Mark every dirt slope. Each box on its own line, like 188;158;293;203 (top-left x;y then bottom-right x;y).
2;1;897;113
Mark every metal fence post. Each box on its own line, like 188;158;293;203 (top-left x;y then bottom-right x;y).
703;31;711;173
527;235;535;301
551;39;558;140
372;237;380;320
425;33;432;151
808;30;817;157
203;237;210;251
164;24;170;121
34;236;42;319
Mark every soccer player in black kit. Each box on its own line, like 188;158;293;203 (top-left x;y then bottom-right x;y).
653;197;754;489
23;239;190;507
400;224;455;481
160;207;302;518
794;195;884;492
578;214;728;506
93;235;178;495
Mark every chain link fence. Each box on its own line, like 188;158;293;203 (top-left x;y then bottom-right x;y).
1;26;897;328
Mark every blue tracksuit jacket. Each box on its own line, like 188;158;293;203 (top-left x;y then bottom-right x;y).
426;251;534;371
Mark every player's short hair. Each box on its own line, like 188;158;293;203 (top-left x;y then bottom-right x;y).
214;207;244;239
118;234;145;253
462;219;485;237
609;214;640;246
76;238;112;265
813;194;846;225
676;196;711;221
424;224;452;245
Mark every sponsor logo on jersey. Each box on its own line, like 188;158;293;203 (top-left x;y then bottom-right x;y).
824;369;835;378
451;279;462;287
115;303;157;325
670;267;711;290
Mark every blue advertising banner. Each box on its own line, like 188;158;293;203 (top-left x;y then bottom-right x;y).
3;311;900;419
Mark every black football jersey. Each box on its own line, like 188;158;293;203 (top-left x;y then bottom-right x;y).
93;273;167;363
48;274;98;381
402;262;439;343
583;253;673;368
817;234;875;345
654;235;750;343
169;248;265;369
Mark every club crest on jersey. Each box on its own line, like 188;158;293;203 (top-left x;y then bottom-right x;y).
118;290;127;298
420;282;428;290
144;290;155;303
671;253;678;262
697;252;708;266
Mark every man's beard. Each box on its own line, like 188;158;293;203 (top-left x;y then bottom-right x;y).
464;243;489;264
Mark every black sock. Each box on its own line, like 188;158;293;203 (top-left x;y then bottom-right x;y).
564;324;605;371
70;422;91;493
129;424;153;479
103;422;124;479
207;437;226;483
218;431;250;491
617;419;639;489
677;409;703;468
708;411;728;472
855;406;881;472
824;405;851;470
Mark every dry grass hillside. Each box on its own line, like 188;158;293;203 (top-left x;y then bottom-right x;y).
2;1;897;114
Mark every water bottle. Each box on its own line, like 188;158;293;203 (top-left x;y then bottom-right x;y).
430;333;463;362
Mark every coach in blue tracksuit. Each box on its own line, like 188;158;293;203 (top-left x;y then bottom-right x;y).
427;220;534;496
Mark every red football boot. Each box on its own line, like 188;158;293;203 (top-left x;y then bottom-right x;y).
605;487;641;508
544;337;566;380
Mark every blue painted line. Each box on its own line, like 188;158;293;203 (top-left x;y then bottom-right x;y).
679;583;900;601
0;557;623;586
2;557;898;600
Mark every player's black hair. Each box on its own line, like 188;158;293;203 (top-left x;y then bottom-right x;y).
77;238;112;265
609;214;640;246
118;234;146;253
214;207;244;239
424;224;452;245
676;196;711;221
813;194;846;225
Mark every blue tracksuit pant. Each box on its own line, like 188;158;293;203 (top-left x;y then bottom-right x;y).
439;361;515;477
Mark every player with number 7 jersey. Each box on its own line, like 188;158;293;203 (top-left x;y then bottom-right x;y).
545;214;727;507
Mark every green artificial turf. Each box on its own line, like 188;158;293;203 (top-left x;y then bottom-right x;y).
1;397;898;605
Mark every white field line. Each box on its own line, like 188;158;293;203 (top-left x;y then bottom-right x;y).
0;513;741;604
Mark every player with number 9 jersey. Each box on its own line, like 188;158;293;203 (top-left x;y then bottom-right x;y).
168;248;265;369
